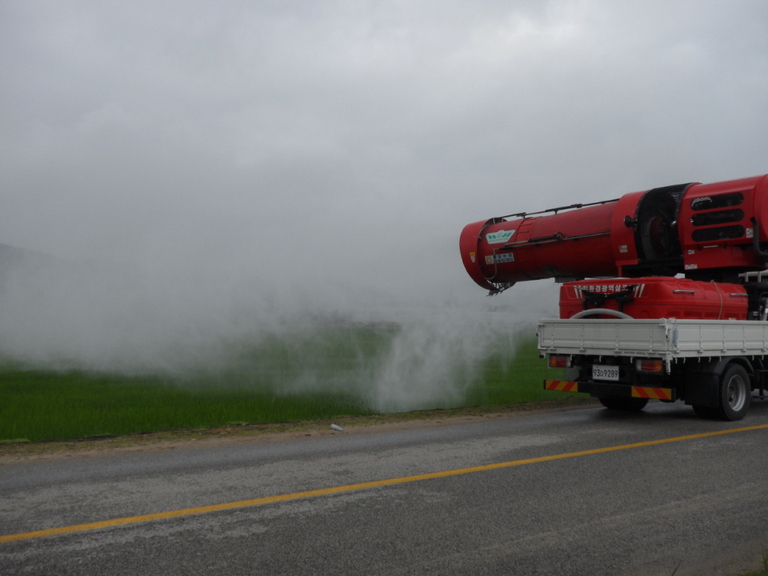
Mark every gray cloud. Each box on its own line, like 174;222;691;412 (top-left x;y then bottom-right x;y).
1;1;767;399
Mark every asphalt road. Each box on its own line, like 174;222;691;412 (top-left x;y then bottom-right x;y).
2;401;767;575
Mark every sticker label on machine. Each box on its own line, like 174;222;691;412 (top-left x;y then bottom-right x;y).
592;365;619;381
485;253;515;265
486;229;515;244
573;284;645;297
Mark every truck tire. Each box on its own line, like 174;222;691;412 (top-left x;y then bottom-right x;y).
598;397;649;411
715;364;751;421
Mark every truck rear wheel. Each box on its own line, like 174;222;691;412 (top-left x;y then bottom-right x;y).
716;364;751;421
598;397;649;411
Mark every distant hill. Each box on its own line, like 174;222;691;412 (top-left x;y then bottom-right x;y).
0;244;59;285
0;243;29;267
0;244;27;284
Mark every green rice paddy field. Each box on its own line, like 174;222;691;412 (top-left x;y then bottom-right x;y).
0;327;573;443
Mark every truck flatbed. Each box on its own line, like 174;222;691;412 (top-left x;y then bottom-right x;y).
538;317;768;368
537;316;768;420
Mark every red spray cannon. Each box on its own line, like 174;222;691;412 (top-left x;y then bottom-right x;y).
460;174;768;294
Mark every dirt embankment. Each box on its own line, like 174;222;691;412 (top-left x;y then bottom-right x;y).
0;397;597;464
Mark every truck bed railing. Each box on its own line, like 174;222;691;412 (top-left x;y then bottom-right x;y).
537;318;768;366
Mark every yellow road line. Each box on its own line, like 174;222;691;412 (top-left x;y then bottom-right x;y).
3;423;767;544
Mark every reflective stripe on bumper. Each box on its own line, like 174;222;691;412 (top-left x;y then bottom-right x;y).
544;380;579;392
631;386;673;400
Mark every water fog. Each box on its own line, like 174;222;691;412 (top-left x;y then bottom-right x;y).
0;240;556;412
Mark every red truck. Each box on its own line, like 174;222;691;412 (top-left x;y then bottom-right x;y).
460;174;768;420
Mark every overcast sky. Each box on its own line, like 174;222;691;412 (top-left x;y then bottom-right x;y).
2;0;768;316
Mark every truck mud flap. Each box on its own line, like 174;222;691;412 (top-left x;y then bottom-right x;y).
683;367;721;408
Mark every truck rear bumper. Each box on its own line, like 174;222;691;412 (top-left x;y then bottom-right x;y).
544;379;676;401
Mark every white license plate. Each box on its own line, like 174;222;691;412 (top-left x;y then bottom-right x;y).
592;365;619;381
